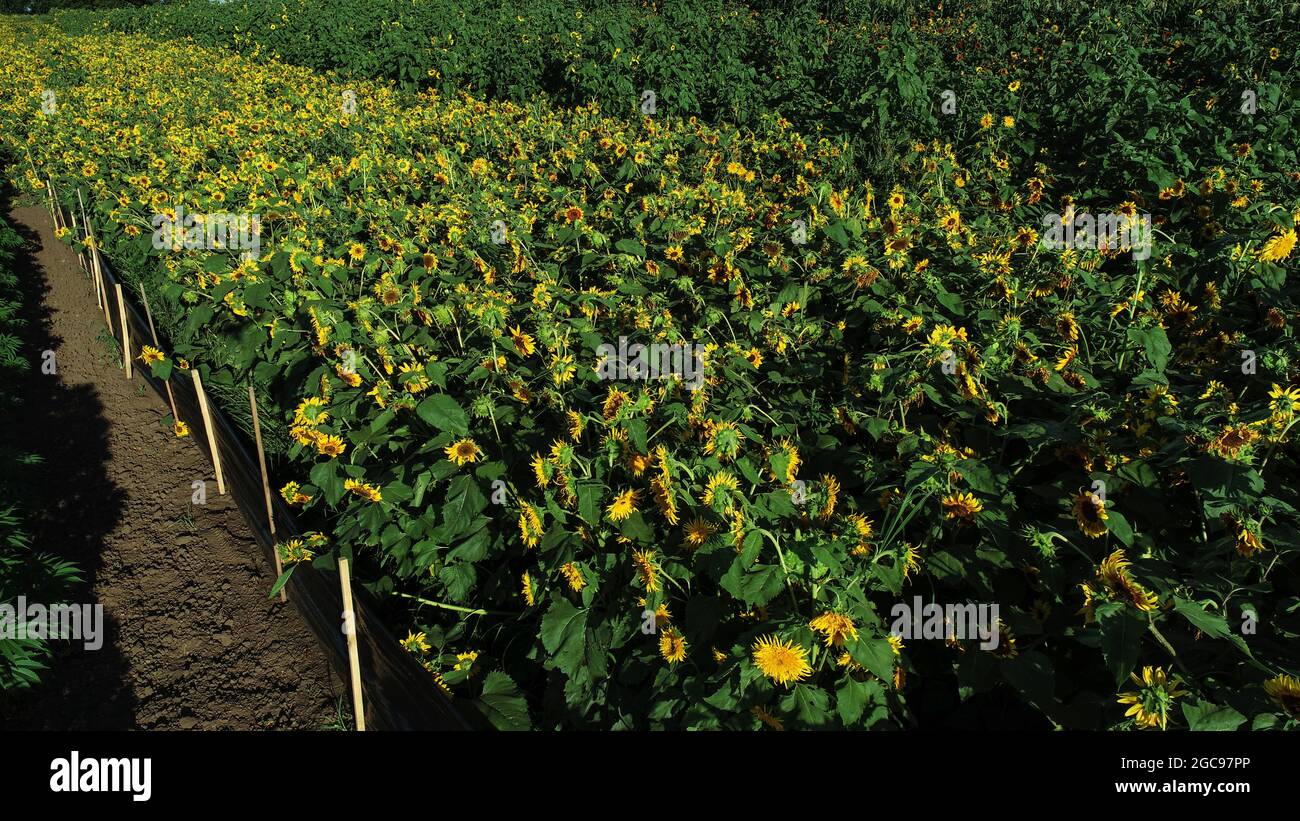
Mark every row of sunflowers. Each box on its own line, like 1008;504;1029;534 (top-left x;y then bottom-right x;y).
1;11;1297;728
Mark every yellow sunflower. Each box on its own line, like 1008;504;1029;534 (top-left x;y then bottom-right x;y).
1071;489;1109;538
941;491;982;520
606;488;639;522
809;612;858;648
752;635;812;686
1263;674;1300;718
1259;229;1297;262
443;438;482;466
659;628;688;665
1117;666;1188;730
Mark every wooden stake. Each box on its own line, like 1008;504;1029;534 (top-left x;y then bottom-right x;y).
48;180;63;231
89;239;110;324
249;385;287;603
191;369;226;495
77;189;94;275
115;283;132;380
338;556;365;731
76;189;92;275
45;180;56;223
70;211;87;274
138;284;180;424
78;193;106;313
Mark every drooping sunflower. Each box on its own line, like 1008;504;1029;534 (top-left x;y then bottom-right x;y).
1071;489;1109;538
1268;383;1300;417
280;481;312;506
521;571;536;607
941;491;983;520
530;453;550;487
752;635;812;687
1116;666;1188;730
343;478;383;503
1097;549;1159;611
659;627;688;665
550;353;576;386
631;548;659;593
606;488;639;522
702;470;740;508
276;538;314;566
518;502;543;548
508;324;535;356
1259;228;1297;262
401;630;431;654
560;562;585;593
809;612;858;648
1263;674;1300;718
818;473;840;520
1224;514;1266;557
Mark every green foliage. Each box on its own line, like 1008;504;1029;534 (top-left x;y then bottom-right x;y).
5;1;1300;729
0;216;83;691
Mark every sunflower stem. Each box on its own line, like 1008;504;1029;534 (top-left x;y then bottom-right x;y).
1147;617;1196;683
395;591;514;617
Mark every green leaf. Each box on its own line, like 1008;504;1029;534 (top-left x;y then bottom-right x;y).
443;475;488;537
268;565;295;598
540;597;589;677
1172;597;1230;639
614;238;645;258
1180;699;1246;731
476;671;532;730
1128;326;1171;372
836;676;871;726
719;561;784;606
1098;605;1145;688
782;684;830;727
416;394;469;435
150;357;173;381
310;460;344;505
576;482;602;526
846;636;894;682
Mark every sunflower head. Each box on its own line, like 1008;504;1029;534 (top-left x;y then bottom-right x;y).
1071;489;1109;538
444;438;482;466
751;635;812;687
1264;674;1300;719
1117;666;1188;730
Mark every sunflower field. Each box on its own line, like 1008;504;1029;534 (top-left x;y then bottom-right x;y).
2;0;1299;730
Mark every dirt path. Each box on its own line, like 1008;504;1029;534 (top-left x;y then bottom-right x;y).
1;203;341;730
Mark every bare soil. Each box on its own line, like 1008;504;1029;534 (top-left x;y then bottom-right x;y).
1;203;342;730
